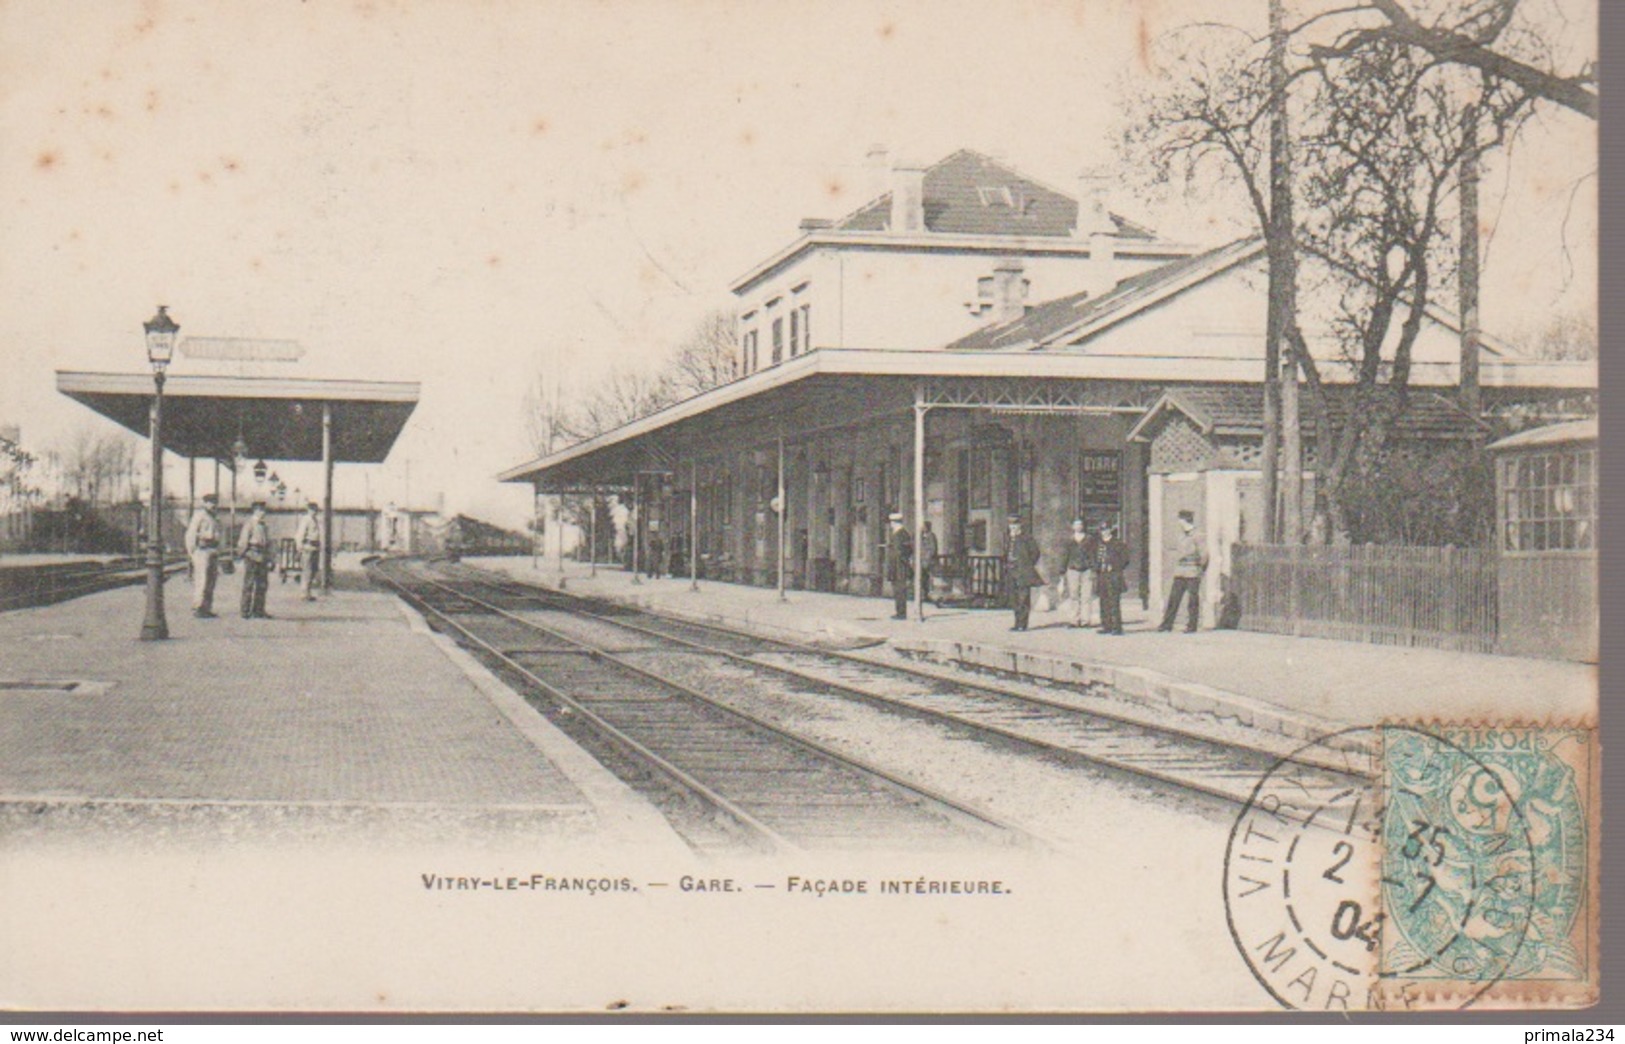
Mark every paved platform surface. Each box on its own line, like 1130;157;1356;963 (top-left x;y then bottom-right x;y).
0;558;678;851
473;556;1597;741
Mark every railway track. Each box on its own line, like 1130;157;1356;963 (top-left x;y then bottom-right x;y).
429;560;1371;813
0;556;188;612
370;558;1026;856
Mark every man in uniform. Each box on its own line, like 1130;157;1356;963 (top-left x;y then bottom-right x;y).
1004;514;1043;632
887;511;913;620
294;500;323;602
1094;521;1131;635
1060;517;1099;629
646;521;664;580
918;521;939;605
183;492;221;618
1158;509;1209;633
237;499;273;619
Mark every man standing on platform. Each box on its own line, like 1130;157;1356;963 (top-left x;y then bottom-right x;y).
294;500;322;602
887;511;913;620
1094;521;1130;636
1060;517;1098;629
1158;509;1209;633
1004;514;1043;632
647;521;665;580
918;520;939;606
183;492;221;619
237;500;273;619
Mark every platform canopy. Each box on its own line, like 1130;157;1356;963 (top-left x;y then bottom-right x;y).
56;371;420;463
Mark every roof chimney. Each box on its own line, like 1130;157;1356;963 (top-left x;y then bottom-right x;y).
990;258;1028;324
1076;168;1119;296
1074;168;1116;238
889;159;927;234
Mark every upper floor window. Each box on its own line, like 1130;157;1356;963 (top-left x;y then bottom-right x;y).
799;303;811;352
771;318;784;365
789;309;801;357
741;329;759;374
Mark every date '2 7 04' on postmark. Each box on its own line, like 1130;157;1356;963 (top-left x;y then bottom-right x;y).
1223;724;1596;1011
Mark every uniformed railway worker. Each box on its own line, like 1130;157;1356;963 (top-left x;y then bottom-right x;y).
918;521;939;605
237;500;273;619
887;511;913;620
1004;514;1043;632
183;492;222;619
1094;521;1131;636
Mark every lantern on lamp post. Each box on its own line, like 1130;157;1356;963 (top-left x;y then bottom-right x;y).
139;306;178;641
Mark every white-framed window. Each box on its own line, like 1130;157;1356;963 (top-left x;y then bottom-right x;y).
771;317;784;365
1501;448;1596;552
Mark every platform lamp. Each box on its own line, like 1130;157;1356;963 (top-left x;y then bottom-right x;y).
139;305;178;641
253;459;268;485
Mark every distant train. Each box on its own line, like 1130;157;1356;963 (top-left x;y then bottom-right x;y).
415;514;532;559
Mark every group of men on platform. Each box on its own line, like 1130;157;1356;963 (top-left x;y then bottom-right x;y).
183;494;326;620
886;509;1208;636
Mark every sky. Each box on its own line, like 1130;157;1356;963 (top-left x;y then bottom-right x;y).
0;0;1597;529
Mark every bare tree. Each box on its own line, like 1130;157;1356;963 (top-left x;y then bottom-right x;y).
1516;305;1598;360
1126;1;1543;543
51;425;139;506
522;308;739;548
525;308;739;453
1290;34;1534;539
1309;0;1596;120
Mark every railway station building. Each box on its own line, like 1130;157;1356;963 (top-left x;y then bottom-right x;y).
500;150;1595;622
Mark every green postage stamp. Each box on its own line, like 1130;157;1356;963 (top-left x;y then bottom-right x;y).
1225;723;1598;1011
1377;724;1597;1009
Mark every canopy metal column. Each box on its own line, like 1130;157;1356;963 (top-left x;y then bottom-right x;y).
913;382;928;622
630;475;641;585
321;402;334;591
776;432;786;603
689;460;699;592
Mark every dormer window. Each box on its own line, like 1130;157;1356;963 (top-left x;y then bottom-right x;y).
976;185;1014;208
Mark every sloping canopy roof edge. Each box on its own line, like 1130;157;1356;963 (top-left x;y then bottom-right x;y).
56;370;420;464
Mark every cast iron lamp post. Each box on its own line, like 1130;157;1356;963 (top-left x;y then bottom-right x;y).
139;305;178;641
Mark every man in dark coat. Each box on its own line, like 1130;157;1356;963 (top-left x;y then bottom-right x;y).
1004;515;1043;631
646;522;665;579
887;511;913;620
918;521;939;605
1094;521;1131;635
1060;516;1099;629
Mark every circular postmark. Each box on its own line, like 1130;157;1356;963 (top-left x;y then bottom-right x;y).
1223;726;1539;1011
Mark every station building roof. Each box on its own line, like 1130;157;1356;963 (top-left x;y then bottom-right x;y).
56;370;420;464
499;347;1592;490
1486;418;1598;453
1126;385;1489;444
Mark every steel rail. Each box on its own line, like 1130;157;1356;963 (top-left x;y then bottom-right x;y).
390;562;1029;848
451;564;1370;806
377;565;1027;852
371;566;796;854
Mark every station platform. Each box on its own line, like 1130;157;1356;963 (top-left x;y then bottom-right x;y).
471;555;1597;745
0;554;681;854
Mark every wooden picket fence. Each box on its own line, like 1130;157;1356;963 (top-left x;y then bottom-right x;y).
1230;543;1497;654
